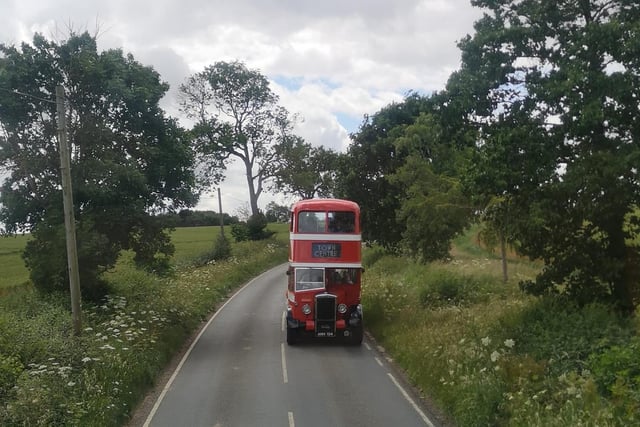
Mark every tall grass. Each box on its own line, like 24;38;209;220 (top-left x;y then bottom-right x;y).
0;224;288;426
362;240;639;426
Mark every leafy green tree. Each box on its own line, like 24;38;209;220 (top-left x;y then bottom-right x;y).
0;33;196;299
335;93;435;249
390;113;472;261
462;0;640;310
264;201;289;223
269;136;338;199
179;61;297;216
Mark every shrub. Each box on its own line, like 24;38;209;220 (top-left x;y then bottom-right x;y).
0;354;23;399
589;337;640;421
211;233;232;260
231;223;249;242
193;233;232;266
231;213;274;242
362;245;388;268
418;270;494;308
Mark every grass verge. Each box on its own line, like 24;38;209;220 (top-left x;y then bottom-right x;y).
362;240;639;426
0;225;288;426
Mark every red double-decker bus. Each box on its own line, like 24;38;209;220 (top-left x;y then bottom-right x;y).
285;198;363;345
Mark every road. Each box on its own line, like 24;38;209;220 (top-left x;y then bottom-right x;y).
142;264;442;427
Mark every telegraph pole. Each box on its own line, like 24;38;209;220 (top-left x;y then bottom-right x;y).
56;85;82;336
218;187;224;236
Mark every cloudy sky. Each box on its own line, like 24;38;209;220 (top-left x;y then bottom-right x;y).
0;0;483;215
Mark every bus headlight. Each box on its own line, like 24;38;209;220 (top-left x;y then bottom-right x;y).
302;304;312;315
337;303;348;314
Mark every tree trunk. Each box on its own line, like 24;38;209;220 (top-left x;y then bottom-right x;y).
244;159;260;217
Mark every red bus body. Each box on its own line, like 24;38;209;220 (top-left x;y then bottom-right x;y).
285;199;363;345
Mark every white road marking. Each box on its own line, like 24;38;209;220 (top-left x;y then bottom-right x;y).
288;411;295;427
281;343;289;384
387;373;435;427
142;267;281;427
364;342;372;351
374;356;384;367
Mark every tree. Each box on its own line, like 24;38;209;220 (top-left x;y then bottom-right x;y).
269;136;339;199
180;60;297;216
0;33;196;299
264;202;289;223
335;93;435;249
462;0;640;310
390;113;473;261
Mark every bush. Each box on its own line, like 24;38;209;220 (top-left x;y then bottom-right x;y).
0;354;23;399
231;223;249;242
504;299;634;375
362;245;388;268
193;233;233;266
211;233;232;260
589;337;640;421
418;270;494;308
231;213;274;242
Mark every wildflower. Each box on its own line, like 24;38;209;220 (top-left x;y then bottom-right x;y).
504;339;515;348
100;344;115;350
491;351;501;362
67;381;76;387
81;357;92;363
481;336;491;347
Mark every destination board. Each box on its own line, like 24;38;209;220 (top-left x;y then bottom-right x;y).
312;242;341;258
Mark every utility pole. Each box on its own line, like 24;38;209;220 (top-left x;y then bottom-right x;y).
56;85;82;336
218;187;224;236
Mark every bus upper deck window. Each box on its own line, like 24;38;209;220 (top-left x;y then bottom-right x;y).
298;211;325;233
328;211;355;233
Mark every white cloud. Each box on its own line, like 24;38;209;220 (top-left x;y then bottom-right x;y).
0;0;482;214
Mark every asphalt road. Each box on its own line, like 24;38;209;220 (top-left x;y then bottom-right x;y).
142;264;441;427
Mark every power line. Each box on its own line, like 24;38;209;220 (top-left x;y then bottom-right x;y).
0;86;57;105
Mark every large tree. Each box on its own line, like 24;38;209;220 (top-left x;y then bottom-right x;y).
268;136;339;199
461;0;640;310
335;93;435;249
179;61;296;216
0;33;196;299
390;113;473;261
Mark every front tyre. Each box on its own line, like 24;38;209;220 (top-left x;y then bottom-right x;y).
350;325;363;346
286;326;298;345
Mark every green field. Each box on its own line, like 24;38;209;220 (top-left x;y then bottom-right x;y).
0;234;31;289
0;224;290;289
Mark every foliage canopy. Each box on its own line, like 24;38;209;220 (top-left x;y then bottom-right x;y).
0;32;196;299
460;0;640;310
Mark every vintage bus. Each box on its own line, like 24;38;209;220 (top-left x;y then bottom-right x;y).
285;199;363;345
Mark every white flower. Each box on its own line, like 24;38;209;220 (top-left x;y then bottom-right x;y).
67;381;76;387
81;357;92;363
490;351;501;362
504;339;515;348
481;336;491;347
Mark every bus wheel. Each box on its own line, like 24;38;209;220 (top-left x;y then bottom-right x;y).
286;327;298;345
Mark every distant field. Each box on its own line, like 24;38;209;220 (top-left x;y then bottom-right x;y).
0;234;31;289
0;227;226;289
0;223;290;290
